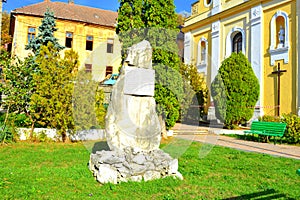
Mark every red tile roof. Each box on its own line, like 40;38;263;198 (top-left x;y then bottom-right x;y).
12;0;118;28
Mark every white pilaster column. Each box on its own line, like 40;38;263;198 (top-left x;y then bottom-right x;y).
250;4;264;118
211;20;221;84
208;20;221;121
184;31;192;65
212;0;221;15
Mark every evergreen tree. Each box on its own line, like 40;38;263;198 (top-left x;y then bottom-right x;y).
117;0;184;130
25;8;64;54
116;0;144;33
72;71;99;131
30;43;78;141
211;52;260;128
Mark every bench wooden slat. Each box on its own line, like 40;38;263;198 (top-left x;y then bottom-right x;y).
244;121;287;144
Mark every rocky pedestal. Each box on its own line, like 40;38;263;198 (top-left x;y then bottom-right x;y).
89;147;183;184
89;40;182;184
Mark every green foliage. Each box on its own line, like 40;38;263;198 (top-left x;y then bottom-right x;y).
30;131;52;143
180;63;208;122
25;8;64;54
73;71;99;130
154;84;180;129
30;43;78;141
95;88;107;128
116;0;144;33
0;50;37;133
0;113;31;128
281;114;300;144
260;114;300;144
1;11;12;46
258;115;281;122
211;52;260;128
143;0;178;29
117;0;182;130
0;122;17;143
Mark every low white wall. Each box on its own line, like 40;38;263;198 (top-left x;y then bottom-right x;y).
17;128;106;141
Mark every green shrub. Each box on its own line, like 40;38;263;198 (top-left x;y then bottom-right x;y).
281;114;300;144
211;52;260;128
154;84;180;129
259;114;300;144
179;63;208;123
0;122;17;143
30;131;52;143
258;115;281;122
95;87;107;128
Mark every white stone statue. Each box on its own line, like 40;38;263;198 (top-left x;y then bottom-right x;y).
105;40;161;152
278;25;285;48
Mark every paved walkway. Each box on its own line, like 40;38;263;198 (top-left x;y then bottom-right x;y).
172;123;300;160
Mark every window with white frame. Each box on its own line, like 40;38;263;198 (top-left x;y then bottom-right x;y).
107;38;114;53
27;27;36;44
225;27;245;58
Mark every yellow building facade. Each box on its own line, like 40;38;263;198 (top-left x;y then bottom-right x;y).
10;0;121;82
183;0;300;118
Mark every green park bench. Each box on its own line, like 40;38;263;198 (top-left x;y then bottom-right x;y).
244;121;287;145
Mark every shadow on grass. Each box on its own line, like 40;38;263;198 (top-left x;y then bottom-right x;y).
223;189;295;200
91;141;110;153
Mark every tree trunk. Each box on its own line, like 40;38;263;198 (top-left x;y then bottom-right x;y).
27;114;35;140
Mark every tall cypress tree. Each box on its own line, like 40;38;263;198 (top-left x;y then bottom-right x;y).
116;0;144;33
116;0;184;130
25;8;64;54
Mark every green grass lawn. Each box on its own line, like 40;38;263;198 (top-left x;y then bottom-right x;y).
0;140;299;200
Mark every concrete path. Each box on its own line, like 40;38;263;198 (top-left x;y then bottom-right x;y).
172;123;300;160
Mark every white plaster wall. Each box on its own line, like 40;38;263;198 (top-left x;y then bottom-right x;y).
17;128;106;141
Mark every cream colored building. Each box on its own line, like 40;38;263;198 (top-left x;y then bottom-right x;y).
10;0;120;81
183;0;300;117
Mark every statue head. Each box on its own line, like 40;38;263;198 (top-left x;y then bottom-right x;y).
124;40;152;69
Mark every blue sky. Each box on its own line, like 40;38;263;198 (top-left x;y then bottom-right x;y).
3;0;194;14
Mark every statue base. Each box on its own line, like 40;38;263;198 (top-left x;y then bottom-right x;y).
89;147;183;184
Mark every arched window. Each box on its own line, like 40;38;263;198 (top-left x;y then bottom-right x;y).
205;0;212;7
232;32;242;53
197;37;208;66
225;27;245;57
200;41;206;63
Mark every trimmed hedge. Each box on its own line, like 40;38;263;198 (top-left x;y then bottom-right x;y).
211;52;260;129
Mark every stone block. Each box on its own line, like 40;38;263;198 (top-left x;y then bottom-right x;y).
143;171;161;181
